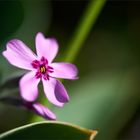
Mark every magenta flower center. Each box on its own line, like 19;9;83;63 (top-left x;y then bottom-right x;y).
31;56;53;80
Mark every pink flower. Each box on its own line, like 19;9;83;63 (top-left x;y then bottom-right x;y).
24;102;56;120
2;32;78;119
32;103;56;120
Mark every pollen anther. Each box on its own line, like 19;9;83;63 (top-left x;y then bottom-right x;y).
40;66;46;74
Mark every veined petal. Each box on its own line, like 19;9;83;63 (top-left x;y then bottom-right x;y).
35;32;58;63
50;62;78;80
32;103;56;120
2;39;37;70
19;71;40;102
42;78;69;107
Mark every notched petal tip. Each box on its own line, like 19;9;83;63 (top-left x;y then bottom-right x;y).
36;32;58;44
35;32;59;62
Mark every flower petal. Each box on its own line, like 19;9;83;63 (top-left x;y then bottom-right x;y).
42;78;69;107
50;62;78;80
55;80;69;102
32;103;56;120
35;32;58;62
2;39;37;70
19;71;40;102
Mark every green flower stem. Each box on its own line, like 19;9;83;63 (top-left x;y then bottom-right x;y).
63;0;106;63
31;0;106;122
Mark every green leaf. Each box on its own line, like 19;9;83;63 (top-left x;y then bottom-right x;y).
0;121;97;140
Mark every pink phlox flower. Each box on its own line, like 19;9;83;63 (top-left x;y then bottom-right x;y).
2;32;78;119
24;101;56;120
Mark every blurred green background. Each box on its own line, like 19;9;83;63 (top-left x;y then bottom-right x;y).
0;0;140;139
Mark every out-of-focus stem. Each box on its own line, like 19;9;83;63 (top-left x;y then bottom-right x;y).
64;0;106;63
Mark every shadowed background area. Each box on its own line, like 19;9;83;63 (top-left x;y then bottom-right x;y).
0;0;140;140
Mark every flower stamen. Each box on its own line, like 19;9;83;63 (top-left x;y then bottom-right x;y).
40;65;46;74
31;57;53;80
